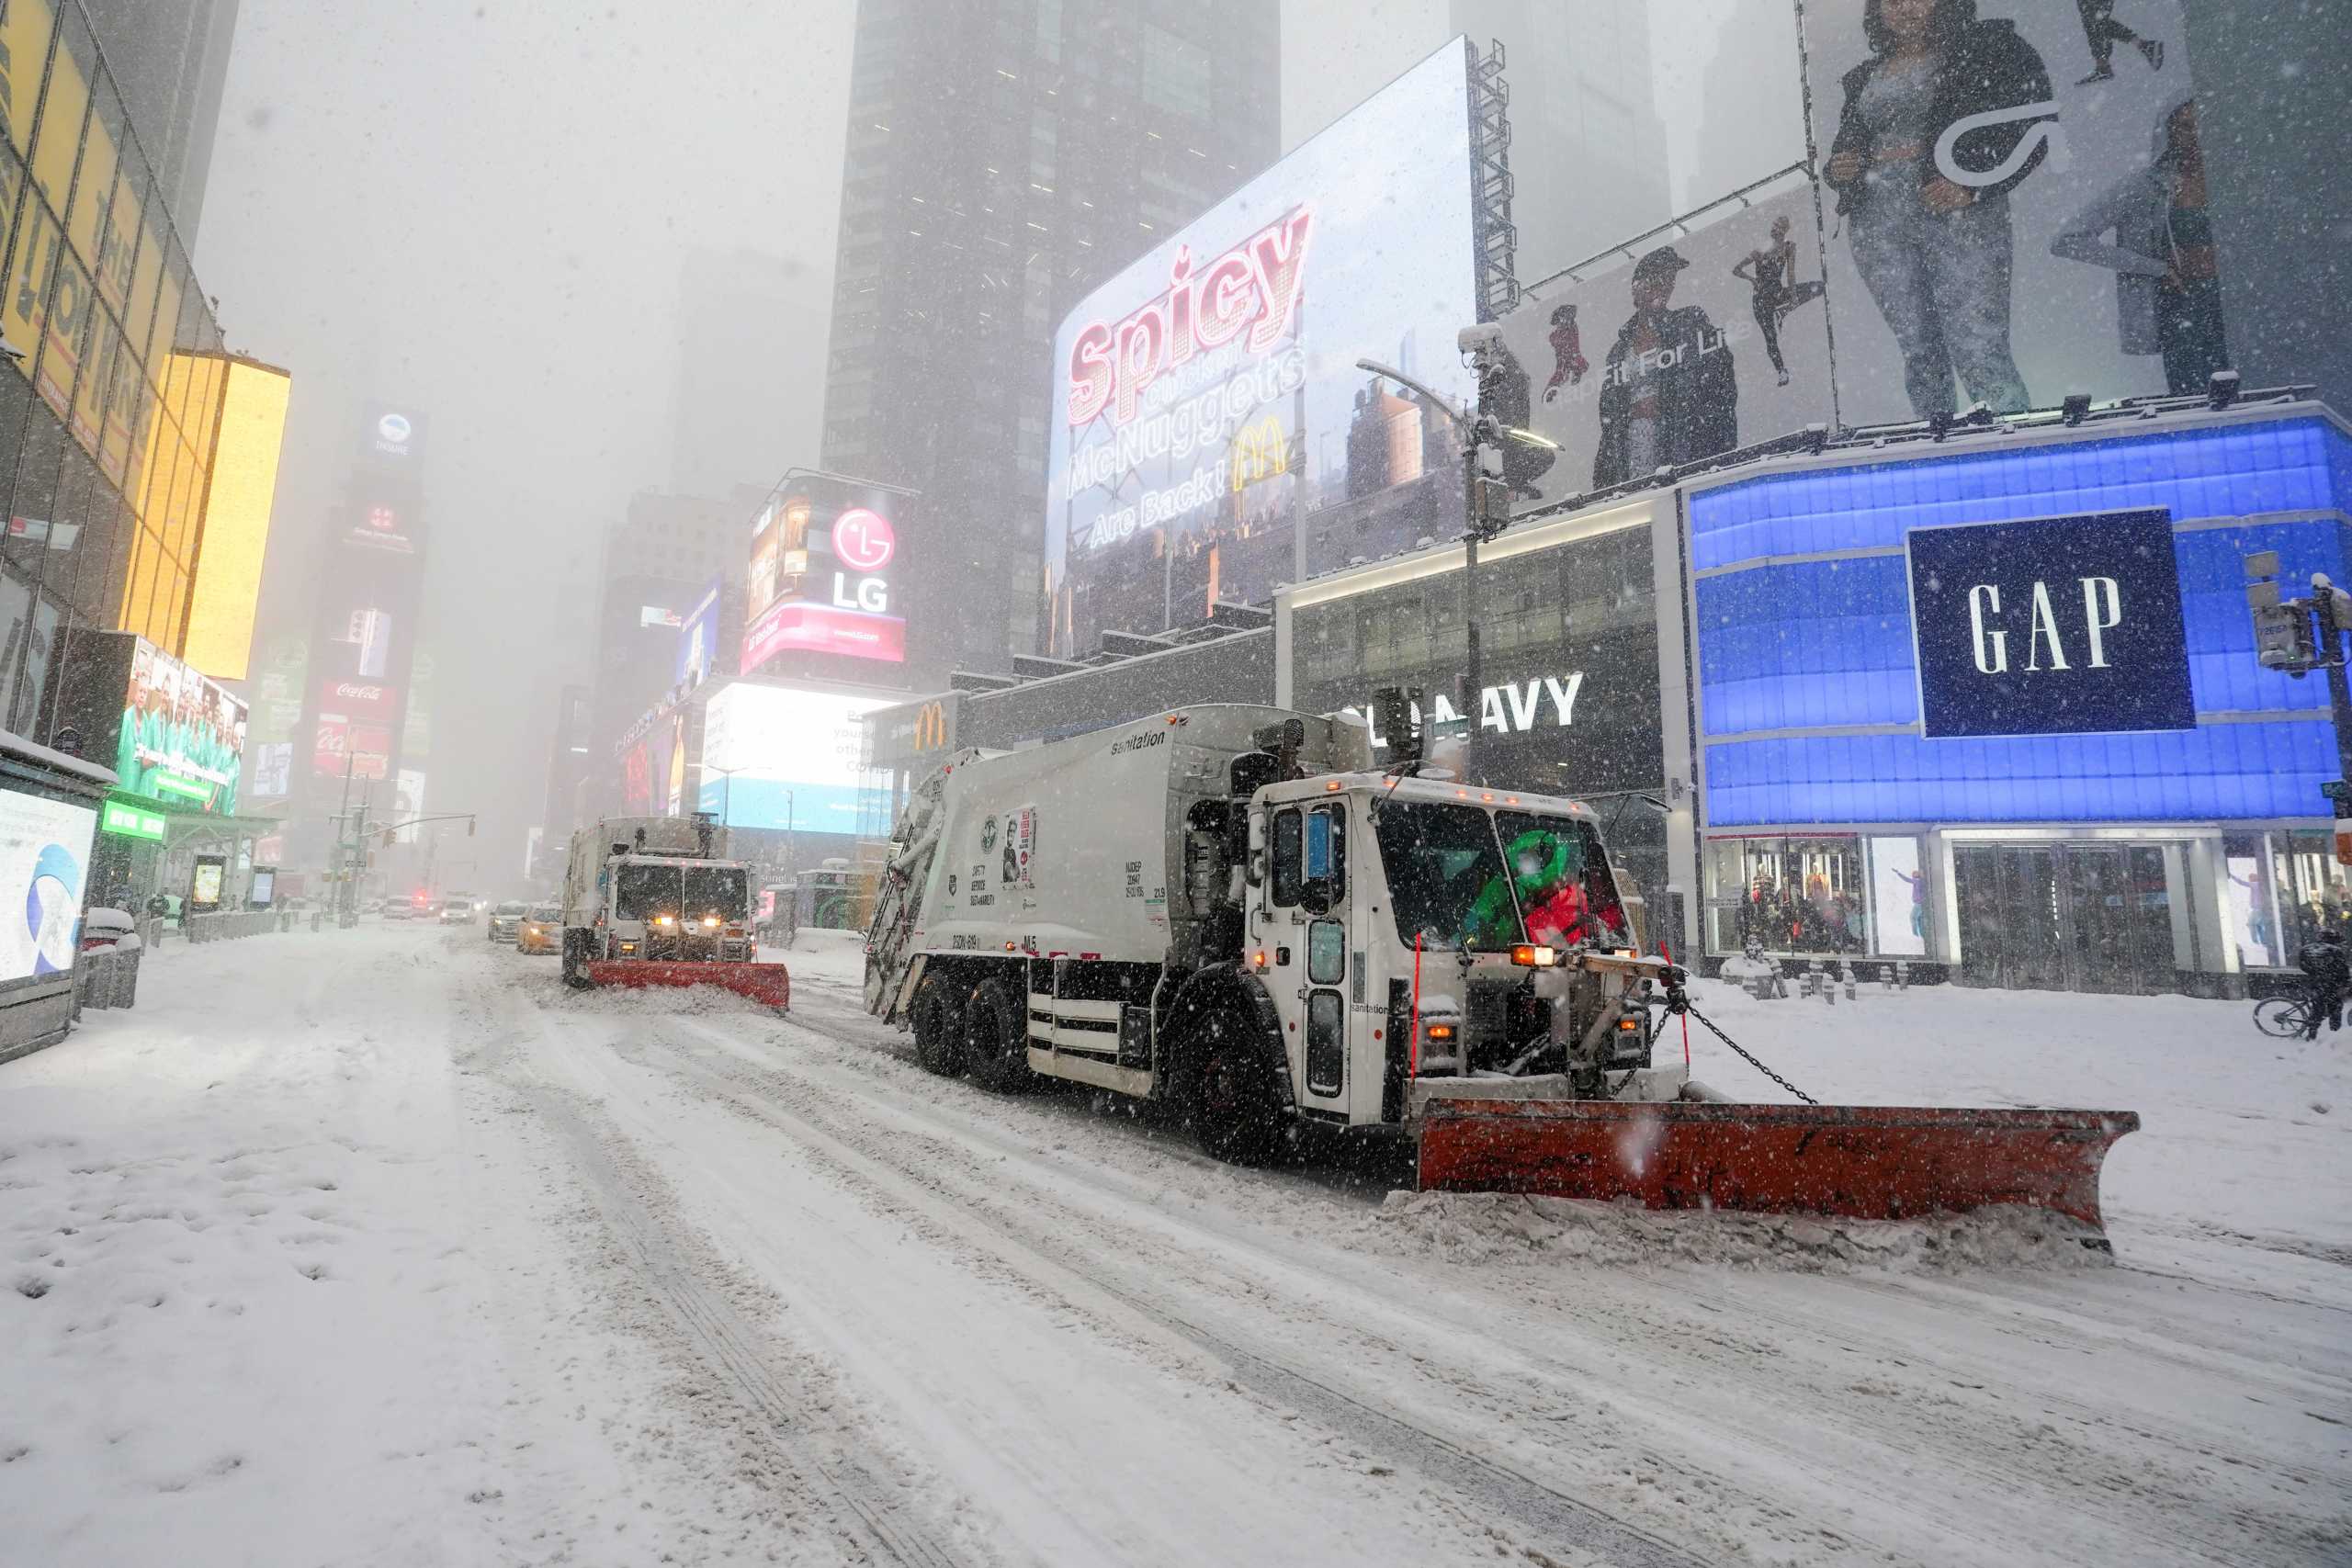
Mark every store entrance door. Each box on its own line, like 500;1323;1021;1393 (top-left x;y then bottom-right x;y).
1953;844;2177;994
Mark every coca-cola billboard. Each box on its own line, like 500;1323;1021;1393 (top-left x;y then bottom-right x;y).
318;677;400;722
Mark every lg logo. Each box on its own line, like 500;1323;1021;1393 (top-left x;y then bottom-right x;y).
830;508;894;615
831;508;895;571
1966;578;2123;674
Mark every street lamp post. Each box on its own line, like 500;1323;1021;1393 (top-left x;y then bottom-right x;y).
1353;340;1529;782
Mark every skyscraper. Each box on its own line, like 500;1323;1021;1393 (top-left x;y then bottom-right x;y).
669;246;829;500
820;0;1280;679
1449;0;1672;280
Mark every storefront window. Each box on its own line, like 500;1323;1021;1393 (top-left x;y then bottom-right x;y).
2268;833;2349;958
1707;835;1875;956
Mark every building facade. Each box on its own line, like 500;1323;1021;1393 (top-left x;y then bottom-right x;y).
0;0;245;745
669;247;829;501
820;0;1281;681
1679;398;2352;996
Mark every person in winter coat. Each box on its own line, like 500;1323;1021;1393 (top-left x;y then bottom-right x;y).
2050;98;2229;395
1824;0;2049;422
2296;926;2349;1040
1591;245;1738;489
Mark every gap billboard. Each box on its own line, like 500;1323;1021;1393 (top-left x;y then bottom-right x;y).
1043;38;1481;658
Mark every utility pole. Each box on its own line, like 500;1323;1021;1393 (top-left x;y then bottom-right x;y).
1356;333;1518;784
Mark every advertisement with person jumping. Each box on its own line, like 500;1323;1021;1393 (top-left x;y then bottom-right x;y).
1497;177;1831;513
1803;0;2220;423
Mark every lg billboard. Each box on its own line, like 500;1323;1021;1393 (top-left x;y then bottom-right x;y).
742;477;907;671
1043;38;1481;658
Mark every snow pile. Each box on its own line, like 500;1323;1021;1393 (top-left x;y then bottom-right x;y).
1363;1190;2115;1274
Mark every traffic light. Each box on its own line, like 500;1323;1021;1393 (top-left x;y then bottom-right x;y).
381;828;396;848
467;817;476;837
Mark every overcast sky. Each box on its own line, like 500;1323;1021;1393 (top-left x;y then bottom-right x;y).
193;0;1789;884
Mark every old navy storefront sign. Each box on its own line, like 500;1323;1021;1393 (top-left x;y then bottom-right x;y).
1905;509;2194;740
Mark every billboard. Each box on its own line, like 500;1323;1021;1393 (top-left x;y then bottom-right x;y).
675;577;724;692
1800;0;2209;422
698;682;889;836
56;632;247;815
366;404;425;464
0;788;95;982
183;357;293;682
1905;509;2194;739
742;477;906;671
1496;177;1829;510
1043;38;1480;657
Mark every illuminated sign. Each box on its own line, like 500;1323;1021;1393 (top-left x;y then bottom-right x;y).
0;792;96;982
1064;206;1316;430
699;682;891;832
741;478;907;670
831;509;895;572
675;577;724;692
319;677;401;722
640;604;683;629
1906;510;2194;739
101;800;167;841
368;405;422;459
54;635;250;816
1043;39;1479;654
184;356;292;681
743;600;907;667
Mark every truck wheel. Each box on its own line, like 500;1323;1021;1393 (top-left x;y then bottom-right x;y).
1192;1030;1289;1167
910;974;966;1077
560;930;594;990
962;976;1035;1093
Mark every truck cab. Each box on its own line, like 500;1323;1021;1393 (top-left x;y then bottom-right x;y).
1241;773;1661;1134
594;853;754;963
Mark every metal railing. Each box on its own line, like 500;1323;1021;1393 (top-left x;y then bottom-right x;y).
180;909;285;943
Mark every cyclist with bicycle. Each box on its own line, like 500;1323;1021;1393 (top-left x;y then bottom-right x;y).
2294;926;2348;1039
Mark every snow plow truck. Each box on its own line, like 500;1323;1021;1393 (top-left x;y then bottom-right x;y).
560;814;789;1010
865;704;2137;1233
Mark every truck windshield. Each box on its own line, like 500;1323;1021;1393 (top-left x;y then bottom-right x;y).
1493;810;1631;951
1372;803;1629;953
1373;802;1518;950
614;864;681;920
683;865;749;921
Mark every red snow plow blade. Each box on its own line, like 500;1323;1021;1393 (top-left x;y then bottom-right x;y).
1416;1099;2139;1230
582;959;790;1010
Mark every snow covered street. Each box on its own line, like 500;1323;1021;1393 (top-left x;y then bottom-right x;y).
5;924;2348;1567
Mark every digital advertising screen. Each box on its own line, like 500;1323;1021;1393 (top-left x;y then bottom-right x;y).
1042;37;1480;657
698;682;890;837
676;577;724;693
0;788;96;982
742;477;907;671
74;636;250;816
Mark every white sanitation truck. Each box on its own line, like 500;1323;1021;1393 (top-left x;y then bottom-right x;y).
560;813;789;1008
864;703;1686;1168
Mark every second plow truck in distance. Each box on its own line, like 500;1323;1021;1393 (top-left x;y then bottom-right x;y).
865;702;2139;1235
560;813;791;1010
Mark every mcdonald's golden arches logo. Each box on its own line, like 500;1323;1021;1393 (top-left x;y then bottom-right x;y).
912;700;952;752
1228;415;1289;492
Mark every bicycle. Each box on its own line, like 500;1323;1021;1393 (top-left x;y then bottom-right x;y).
2254;994;2323;1038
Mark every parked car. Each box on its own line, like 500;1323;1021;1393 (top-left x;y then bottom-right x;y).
516;903;561;955
488;899;528;942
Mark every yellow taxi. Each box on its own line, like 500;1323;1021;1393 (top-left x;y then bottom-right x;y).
515;903;562;954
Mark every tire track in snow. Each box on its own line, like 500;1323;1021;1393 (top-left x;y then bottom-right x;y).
468;976;976;1568
692;996;2351;1568
644;1017;1708;1568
